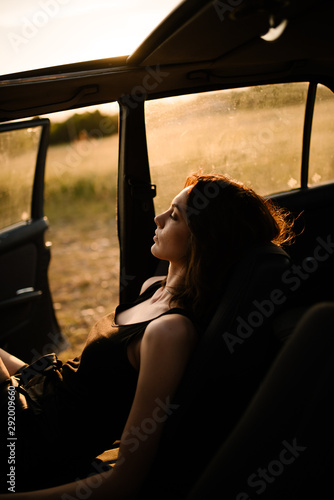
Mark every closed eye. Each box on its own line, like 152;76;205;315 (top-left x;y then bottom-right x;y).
170;203;181;221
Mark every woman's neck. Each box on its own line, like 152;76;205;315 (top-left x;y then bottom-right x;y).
165;262;185;293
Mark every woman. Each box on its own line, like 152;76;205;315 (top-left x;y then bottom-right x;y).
0;173;294;499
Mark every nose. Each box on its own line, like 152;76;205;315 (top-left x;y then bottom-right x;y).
154;211;166;228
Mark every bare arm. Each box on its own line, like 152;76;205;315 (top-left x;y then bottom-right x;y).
0;355;11;384
0;348;26;377
111;314;197;495
0;315;197;499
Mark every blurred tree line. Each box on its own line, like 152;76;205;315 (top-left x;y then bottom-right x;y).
49;110;118;145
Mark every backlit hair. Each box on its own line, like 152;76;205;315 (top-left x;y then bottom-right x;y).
168;172;295;324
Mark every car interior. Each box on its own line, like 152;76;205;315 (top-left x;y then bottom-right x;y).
1;0;334;498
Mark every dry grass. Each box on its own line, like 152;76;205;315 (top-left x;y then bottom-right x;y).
47;214;120;361
45;134;120;360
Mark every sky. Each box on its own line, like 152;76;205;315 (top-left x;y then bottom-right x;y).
0;0;182;76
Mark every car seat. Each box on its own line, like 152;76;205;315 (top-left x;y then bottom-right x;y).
187;301;334;499
138;243;295;498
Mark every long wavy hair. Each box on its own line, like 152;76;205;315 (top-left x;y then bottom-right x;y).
166;172;295;323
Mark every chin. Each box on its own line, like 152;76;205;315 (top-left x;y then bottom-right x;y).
151;243;159;257
151;246;168;262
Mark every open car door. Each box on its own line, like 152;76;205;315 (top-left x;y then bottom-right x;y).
0;118;64;362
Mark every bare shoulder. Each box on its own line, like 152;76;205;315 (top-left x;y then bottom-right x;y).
139;275;167;294
143;313;198;349
138;313;198;390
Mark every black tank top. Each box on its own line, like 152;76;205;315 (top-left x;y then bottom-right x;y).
52;280;193;461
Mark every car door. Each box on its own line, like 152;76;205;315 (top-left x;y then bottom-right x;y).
0;118;64;362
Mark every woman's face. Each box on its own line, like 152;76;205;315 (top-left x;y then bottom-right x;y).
151;187;191;265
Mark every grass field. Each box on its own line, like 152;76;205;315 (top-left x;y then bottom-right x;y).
44;134;120;360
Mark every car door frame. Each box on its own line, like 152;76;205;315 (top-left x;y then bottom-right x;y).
0;118;64;361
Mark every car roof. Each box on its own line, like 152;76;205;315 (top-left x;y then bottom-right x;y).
0;0;333;122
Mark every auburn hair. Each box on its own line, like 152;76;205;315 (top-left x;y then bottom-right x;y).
166;172;295;324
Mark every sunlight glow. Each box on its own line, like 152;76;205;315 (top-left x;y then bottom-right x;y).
0;0;182;76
